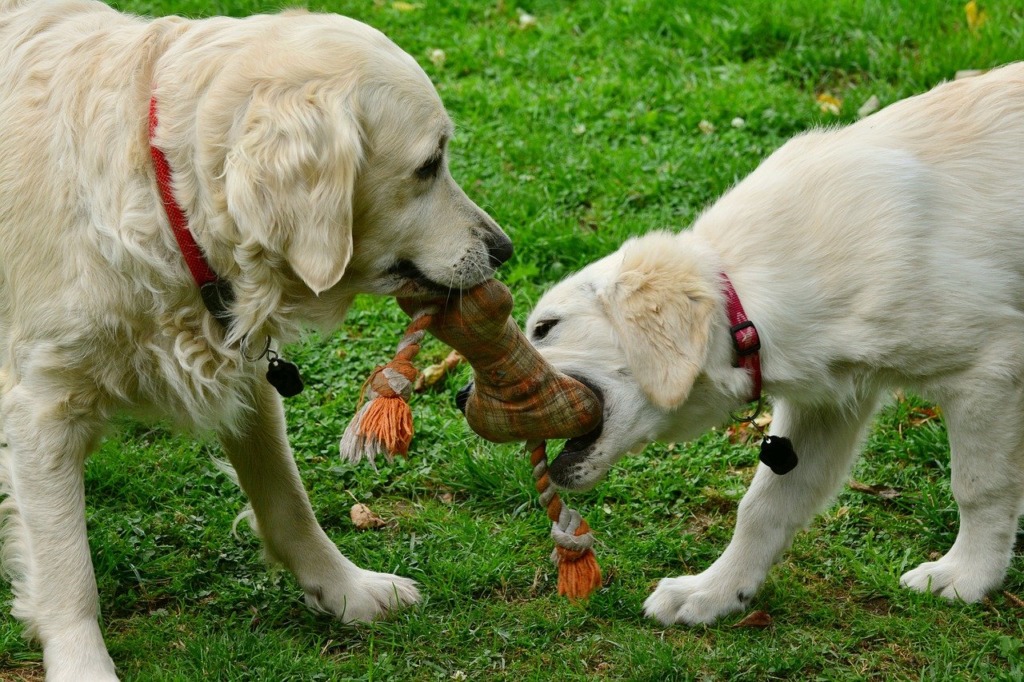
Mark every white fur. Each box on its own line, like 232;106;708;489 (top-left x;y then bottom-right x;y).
0;1;510;679
527;63;1024;625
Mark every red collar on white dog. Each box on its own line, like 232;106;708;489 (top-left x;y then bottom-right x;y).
720;273;762;403
721;276;796;474
148;97;234;325
148;97;304;397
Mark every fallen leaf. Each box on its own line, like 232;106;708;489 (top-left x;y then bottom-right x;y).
831;505;851;520
907;405;941;427
955;69;986;80
724;411;772;444
350;503;387;529
965;1;988;33
734;610;773;628
857;94;880;118
849;480;900;500
392;1;422;11
1003;591;1024;609
429;49;446;68
816;93;842;115
725;421;758;444
414;350;463;391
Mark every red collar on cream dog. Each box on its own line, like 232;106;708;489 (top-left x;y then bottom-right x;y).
148;97;303;397
148;96;234;325
720;273;761;402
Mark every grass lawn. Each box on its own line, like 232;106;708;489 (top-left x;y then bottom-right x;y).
3;0;1024;680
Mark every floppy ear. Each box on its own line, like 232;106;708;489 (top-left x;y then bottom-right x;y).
600;233;717;410
225;85;361;294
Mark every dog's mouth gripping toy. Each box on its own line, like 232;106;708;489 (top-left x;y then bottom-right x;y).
340;279;606;599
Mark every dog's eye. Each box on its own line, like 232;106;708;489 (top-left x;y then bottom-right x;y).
415;155;442;180
532;318;559;341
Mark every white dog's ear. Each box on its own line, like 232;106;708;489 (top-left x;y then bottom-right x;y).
600;233;716;410
225;85;361;294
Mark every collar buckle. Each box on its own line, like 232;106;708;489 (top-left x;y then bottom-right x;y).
199;280;235;328
729;319;761;358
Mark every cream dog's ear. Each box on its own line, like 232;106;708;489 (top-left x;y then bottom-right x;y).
600;232;716;410
225;85;361;294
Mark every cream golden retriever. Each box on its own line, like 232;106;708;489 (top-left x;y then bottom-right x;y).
0;0;512;679
527;63;1024;625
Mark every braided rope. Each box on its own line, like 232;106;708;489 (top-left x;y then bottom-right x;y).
529;440;601;598
339;308;435;467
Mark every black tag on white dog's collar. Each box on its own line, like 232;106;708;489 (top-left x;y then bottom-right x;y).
266;355;304;397
759;435;798;475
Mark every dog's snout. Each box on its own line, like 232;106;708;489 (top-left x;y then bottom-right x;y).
485;231;514;268
455;381;473;413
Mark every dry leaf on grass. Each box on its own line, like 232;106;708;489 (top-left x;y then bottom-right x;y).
350;503;387;530
965;1;988;33
1003;591;1024;609
725;411;772;444
816;93;842;115
414;350;463;392
849;480;900;500
857;94;880;118
955;69;986;80
518;12;537;29
734;610;773;628
908;405;941;426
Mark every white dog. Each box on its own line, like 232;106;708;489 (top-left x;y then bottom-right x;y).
526;63;1024;626
0;1;512;679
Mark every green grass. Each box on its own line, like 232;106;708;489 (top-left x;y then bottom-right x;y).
4;1;1024;680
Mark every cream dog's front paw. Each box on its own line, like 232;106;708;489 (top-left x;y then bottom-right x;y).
304;566;420;623
643;571;758;625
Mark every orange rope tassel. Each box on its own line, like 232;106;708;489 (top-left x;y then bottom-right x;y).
358;394;414;456
339;310;434;466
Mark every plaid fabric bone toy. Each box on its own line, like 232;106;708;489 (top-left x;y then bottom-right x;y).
340;279;605;599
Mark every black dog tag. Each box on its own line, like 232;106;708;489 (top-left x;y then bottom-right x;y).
759;436;798;475
266;356;304;397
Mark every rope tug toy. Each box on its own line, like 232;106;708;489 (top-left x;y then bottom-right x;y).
339;309;433;466
340;280;604;600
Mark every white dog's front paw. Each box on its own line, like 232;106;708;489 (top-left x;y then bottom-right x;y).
42;621;119;682
899;556;1001;602
643;573;756;625
47;665;118;682
305;567;420;623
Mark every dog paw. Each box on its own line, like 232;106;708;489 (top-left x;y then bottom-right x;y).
643;573;755;625
304;567;420;623
899;557;1000;602
48;668;119;682
42;622;120;682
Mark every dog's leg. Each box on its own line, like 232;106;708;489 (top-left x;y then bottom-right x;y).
1;384;115;681
219;381;420;622
643;393;880;625
900;380;1024;601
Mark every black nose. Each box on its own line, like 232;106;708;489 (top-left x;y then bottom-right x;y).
455;382;473;414
485;232;514;268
